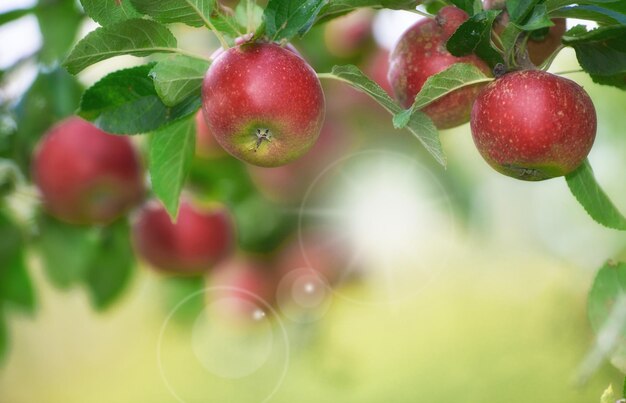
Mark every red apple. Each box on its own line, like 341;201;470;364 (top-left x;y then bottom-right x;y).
324;8;375;58
202;42;325;167
388;6;492;129
208;256;277;321
470;70;596;180
195;110;224;159
132;199;234;274
365;49;393;96
32;117;144;225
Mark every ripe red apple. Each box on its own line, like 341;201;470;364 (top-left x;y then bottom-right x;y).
324;8;375;58
247;120;353;203
388;6;492;129
202;42;325;167
131;199;234;274
470;70;596;181
195;110;225;159
208;256;277;321
32;117;144;225
365;49;393;96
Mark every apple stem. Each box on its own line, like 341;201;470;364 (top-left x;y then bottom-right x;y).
193;5;231;49
553;69;585;76
167;48;212;62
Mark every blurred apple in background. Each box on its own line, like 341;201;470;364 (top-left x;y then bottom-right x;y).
207;255;278;323
131;199;234;275
32;117;145;225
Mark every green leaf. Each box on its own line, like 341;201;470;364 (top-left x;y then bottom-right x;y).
79;0;141;26
162;276;205;325
79;64;201;134
588;261;626;336
63;19;177;74
150;56;211;107
36;0;84;65
324;65;446;166
446;10;504;68
0;8;33;26
235;0;264;32
565;160;626;231
563;25;626;77
552;5;626;25
263;0;329;41
84;219;134;310
506;0;540;23
0;212;35;314
36;215;100;288
149;117;196;219
449;0;481;15
393;63;492;129
513;4;553;31
545;0;620;13
130;0;212;27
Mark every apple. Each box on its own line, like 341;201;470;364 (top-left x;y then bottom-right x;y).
208;256;277;321
388;6;492;129
365;49;393;96
195;110;225;159
276;230;358;286
32;117;144;225
470;70;596;181
324;8;375;58
247;120;353;203
202;42;325;167
131;199;234;274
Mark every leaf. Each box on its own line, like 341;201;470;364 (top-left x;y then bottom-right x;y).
393;63;492;129
562;25;626;77
552;5;626;25
235;0;264;31
505;0;540;23
63;19;177;74
36;0;84;65
0;8;33;26
79;0;141;26
0;212;35;314
325;65;446;166
565;160;626;231
446;10;504;68
513;4;553;31
79;64;201;134
545;0;621;13
130;0;212;27
449;0;481;15
150;56;211;107
36;215;100;288
149;117;196;219
263;0;329;41
84;219;134;310
588;261;626;337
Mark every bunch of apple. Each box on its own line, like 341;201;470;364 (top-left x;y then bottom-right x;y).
388;4;595;181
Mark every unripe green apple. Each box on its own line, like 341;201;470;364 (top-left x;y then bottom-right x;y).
131;199;234;274
201;42;325;167
388;6;492;129
32;117;144;225
470;70;596;181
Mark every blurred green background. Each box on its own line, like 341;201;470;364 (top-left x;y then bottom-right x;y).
1;1;626;402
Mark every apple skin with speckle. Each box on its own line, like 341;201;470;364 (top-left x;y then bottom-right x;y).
388;6;492;129
131;199;234;274
32;117;144;225
470;70;596;181
201;42;325;167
